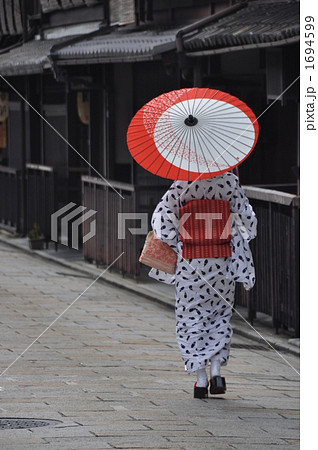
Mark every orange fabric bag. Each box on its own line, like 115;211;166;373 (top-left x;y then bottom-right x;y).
139;231;177;274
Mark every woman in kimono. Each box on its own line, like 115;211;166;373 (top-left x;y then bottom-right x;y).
150;171;257;398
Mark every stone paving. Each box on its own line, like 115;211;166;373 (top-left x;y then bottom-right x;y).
0;242;300;449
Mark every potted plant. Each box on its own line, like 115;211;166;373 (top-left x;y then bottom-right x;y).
27;223;45;250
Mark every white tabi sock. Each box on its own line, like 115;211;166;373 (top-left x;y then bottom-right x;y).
196;368;208;387
210;360;221;378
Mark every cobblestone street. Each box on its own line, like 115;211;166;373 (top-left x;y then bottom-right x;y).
0;242;299;449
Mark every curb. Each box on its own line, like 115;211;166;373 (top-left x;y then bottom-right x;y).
0;234;300;358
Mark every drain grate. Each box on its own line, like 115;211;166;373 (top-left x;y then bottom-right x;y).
231;343;270;351
0;418;61;430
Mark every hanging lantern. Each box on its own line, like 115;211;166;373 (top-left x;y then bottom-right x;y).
77;92;89;125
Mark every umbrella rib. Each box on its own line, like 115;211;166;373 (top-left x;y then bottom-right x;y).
185;89;191;120
206;118;255;124
176;125;191;182
165;126;190;179
187;127;195;182
192;88;220;117
195;126;234;169
162;91;189;117
144;98;174;113
192;127;202;176
137;124;185;170
193;128;224;173
167;114;190;125
186;126;200;181
175;88;194;117
128;134;157;154
154;124;189;176
208;104;248;116
201;109;251;119
206;114;260;177
155;120;188;144
191;87;199;117
198;125;247;159
197;97;251;117
128;124;185;145
203;130;252;172
196;93;245;120
196;100;240;117
130;121;184;160
207;122;255;134
204;124;254;149
186;125;191;182
191;87;210;118
193;90;229;118
154;121;187;143
129;119;179;149
194;89;219;116
143;100;190;123
174;124;192;182
131;137;164;160
163;110;186;119
192;125;217;177
142;102;185;120
191;123;224;172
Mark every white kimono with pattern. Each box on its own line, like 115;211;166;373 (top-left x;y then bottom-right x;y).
150;172;257;373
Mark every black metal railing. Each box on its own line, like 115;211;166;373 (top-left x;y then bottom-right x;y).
82;177;300;335
0;165;20;233
82;176;167;277
3;167;299;335
236;186;300;337
25;164;56;242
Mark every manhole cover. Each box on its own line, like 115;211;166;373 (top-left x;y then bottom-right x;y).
0;418;61;430
231;343;270;351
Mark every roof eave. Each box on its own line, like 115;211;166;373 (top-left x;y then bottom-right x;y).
0;65;45;76
54;54;163;64
185;35;300;57
53;40;177;65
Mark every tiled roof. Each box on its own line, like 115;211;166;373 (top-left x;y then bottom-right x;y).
0;38;69;75
0;1;299;75
40;0;100;13
183;1;299;54
0;28;178;75
52;29;179;64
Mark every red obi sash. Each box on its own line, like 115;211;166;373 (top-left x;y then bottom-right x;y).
179;199;232;259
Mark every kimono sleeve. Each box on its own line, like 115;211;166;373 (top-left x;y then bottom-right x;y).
151;182;179;250
229;175;257;241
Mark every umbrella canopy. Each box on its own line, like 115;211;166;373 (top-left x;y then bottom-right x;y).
127;87;259;181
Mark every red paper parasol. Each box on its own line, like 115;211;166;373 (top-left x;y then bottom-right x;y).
127;87;259;181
